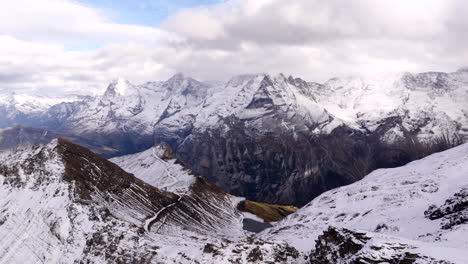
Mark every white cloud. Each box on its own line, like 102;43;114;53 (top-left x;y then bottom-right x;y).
0;36;174;95
0;0;174;44
0;0;467;95
0;0;181;95
160;0;468;80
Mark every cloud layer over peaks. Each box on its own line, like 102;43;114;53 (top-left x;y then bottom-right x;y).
0;0;467;95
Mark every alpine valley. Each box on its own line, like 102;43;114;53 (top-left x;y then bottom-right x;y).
0;69;468;263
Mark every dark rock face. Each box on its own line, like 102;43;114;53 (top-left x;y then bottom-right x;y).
311;227;369;263
175;124;360;206
172;115;457;206
425;187;468;229
309;227;449;264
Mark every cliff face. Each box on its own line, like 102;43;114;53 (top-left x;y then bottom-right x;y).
174;115;457;206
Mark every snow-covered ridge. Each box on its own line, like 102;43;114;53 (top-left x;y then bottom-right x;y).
312;70;468;140
261;142;468;262
0;92;84;114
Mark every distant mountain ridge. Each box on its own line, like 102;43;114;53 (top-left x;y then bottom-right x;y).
0;125;118;157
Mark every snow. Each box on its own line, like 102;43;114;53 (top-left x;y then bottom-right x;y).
312;71;468;140
144;195;182;232
0;140;96;263
0;92;83;114
3;135;468;262
261;142;468;262
112;77;132;96
110;145;195;194
0;141;289;263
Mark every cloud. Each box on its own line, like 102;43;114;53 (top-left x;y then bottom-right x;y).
0;36;173;95
161;0;468;79
0;0;468;96
163;0;448;46
0;0;175;45
0;0;180;95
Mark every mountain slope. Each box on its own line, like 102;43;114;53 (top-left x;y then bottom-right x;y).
111;143;298;224
0;140;302;263
260;142;468;262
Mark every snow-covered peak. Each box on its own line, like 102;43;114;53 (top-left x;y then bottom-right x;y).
225;73;266;87
103;77;135;97
168;72;186;81
163;72;201;91
113;77;131;95
311;70;468;140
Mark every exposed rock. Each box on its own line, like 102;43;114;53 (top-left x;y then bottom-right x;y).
425;187;468;229
309;227;451;264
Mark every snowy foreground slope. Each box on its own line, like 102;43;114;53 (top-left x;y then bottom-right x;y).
0;140;301;263
1;139;468;263
111;141;468;263
261;142;468;263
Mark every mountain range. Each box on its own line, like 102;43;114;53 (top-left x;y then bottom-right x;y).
0;69;467;206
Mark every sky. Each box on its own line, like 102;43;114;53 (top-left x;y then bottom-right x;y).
1;0;468;95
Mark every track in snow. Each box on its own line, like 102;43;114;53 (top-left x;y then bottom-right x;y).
151;147;179;192
144;147;183;232
144;194;182;232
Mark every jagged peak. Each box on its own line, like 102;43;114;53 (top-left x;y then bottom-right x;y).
104;77;134;97
163;72;203;92
165;72;200;83
168;72;186;81
226;73;280;88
